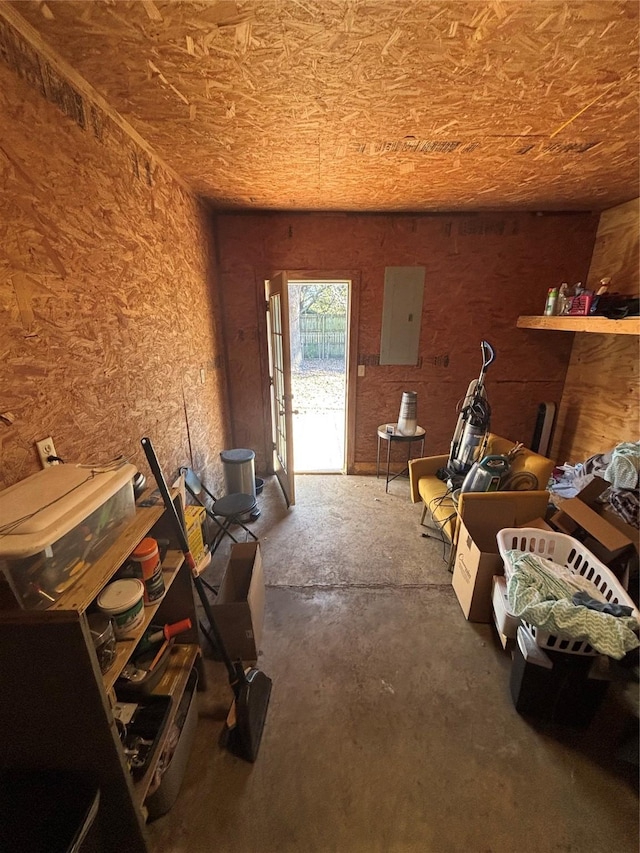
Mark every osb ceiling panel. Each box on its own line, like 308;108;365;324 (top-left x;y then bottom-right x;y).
6;0;640;212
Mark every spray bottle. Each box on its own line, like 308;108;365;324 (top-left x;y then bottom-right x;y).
544;287;558;316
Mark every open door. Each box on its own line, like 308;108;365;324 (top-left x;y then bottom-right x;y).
266;272;296;507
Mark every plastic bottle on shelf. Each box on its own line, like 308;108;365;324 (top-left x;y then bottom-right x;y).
544;287;558;316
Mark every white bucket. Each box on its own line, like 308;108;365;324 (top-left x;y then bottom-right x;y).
97;578;145;640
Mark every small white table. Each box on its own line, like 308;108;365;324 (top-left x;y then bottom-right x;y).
376;423;426;493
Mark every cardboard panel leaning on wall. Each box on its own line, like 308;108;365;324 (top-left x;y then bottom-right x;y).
553;198;639;466
0;55;228;491
553;333;639;466
585;198;640;295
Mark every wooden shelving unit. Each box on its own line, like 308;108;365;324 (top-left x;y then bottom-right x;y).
0;488;202;852
517;315;640;335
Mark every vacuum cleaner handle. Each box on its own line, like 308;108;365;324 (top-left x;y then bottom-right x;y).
475;340;495;397
480;340;495;372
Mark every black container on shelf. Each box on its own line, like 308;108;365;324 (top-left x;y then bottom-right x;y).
510;626;609;728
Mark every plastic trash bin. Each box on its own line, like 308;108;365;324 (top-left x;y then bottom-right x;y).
0;770;100;852
220;449;256;498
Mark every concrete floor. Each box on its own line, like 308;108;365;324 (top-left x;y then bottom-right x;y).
147;474;639;853
291;360;345;472
292;408;344;472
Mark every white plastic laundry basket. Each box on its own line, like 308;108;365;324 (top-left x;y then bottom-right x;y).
496;528;639;655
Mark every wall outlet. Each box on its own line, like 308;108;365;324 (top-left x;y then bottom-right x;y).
36;437;58;468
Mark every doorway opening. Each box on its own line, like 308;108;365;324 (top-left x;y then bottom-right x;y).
288;280;349;473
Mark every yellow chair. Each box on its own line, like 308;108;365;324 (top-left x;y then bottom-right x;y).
409;434;555;555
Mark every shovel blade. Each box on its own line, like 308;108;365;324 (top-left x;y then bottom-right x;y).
227;669;272;763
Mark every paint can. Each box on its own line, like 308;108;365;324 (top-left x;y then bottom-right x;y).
97;578;145;639
131;537;165;605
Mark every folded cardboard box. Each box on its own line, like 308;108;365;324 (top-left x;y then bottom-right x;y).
550;477;638;588
451;503;517;623
213;542;264;663
522;517;553;533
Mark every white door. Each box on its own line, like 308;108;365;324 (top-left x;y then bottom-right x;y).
265;272;296;507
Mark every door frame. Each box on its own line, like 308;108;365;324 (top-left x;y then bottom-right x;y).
261;270;360;475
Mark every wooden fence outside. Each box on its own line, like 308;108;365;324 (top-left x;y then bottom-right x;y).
299;314;346;359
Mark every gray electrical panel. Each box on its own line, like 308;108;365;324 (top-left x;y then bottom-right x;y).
379;267;425;365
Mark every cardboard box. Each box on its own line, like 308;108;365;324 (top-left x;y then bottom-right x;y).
451;503;516;622
523;517;553;532
213;542;264;663
550;477;638;587
184;505;207;565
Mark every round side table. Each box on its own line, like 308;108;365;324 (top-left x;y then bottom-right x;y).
376;424;426;493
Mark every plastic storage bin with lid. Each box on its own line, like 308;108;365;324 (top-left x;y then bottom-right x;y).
0;463;136;610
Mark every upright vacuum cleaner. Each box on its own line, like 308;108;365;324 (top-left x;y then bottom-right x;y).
443;340;495;490
141;437;272;763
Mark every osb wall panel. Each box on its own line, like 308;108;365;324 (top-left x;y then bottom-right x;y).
553;198;640;465
0;59;229;493
553;334;639;466
215;211;599;473
585;198;640;295
12;0;639;213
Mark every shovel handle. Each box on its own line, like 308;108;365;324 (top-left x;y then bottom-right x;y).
140;437;240;685
141;437;196;573
164;618;192;640
148;638;170;672
147;618;192;645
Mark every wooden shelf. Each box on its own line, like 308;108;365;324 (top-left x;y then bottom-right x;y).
102;550;185;693
0;503;166;621
517;315;640;335
51;502;166;614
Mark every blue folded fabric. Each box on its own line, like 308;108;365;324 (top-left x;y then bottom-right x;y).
572;590;634;618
